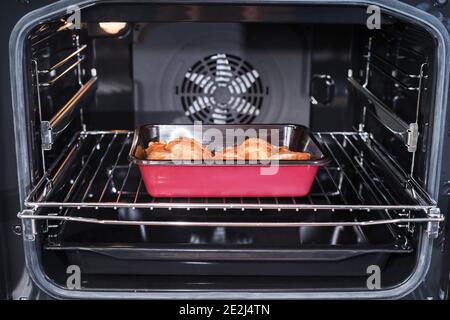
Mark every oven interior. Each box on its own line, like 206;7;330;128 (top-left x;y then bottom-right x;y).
19;3;443;292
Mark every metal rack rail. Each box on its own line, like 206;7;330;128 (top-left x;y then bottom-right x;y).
21;130;437;210
32;26;96;151
348;35;428;155
19;130;443;233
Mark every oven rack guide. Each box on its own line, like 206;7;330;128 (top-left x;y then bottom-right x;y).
17;131;444;238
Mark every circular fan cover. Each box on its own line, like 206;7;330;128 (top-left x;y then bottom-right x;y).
179;54;266;124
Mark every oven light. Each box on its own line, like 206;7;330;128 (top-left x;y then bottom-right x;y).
98;22;127;35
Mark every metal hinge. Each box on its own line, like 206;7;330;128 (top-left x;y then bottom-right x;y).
41;121;53;151
426;208;443;239
17;210;37;241
406;123;419;152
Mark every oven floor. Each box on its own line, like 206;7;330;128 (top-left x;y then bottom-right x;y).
44;213;412;277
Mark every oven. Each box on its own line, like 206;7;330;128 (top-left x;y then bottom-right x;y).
3;0;450;299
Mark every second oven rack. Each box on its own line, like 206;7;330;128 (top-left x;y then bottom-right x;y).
23;130;437;212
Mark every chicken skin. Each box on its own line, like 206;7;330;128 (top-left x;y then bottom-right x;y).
214;146;243;161
145;140;172;160
143;137;310;161
165;137;213;160
145;137;213;160
236;137;275;160
270;146;311;160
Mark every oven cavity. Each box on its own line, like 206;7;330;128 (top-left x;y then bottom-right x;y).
13;3;446;297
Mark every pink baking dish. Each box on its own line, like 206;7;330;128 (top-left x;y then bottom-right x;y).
129;124;330;197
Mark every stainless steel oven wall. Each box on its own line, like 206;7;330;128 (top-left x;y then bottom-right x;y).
8;0;450;299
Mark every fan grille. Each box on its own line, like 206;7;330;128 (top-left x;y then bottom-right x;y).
178;54;266;124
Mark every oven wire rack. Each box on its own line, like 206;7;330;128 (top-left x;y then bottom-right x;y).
19;130;443;231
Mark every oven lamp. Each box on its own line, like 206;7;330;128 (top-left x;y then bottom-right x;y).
98;22;127;35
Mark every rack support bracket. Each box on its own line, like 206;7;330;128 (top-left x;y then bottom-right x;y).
407;123;419;153
41;121;53;151
426;208;443;238
18;210;37;241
